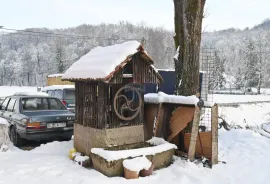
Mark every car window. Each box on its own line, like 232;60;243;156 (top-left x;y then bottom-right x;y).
22;98;66;111
1;98;10;110
48;90;54;97
13;100;20;113
49;98;66;110
54;90;63;100
64;89;75;100
7;98;16;112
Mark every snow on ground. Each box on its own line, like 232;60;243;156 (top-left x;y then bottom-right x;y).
213;94;270;104
1;129;270;184
251;88;270;95
0;86;38;97
1;87;270;183
219;103;270;128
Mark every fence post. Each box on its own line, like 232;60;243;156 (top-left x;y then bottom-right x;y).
188;106;201;161
211;104;218;165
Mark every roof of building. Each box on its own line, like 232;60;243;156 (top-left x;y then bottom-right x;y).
62;41;160;82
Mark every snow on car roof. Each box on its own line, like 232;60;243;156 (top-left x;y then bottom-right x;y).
13;92;49;97
42;85;75;91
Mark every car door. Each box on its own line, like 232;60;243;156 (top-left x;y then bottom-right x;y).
0;97;10;118
3;98;17;125
12;98;26;132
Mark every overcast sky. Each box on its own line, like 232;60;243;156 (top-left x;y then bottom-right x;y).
0;0;269;31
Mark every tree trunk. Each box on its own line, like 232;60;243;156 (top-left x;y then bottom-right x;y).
257;73;261;94
173;0;206;96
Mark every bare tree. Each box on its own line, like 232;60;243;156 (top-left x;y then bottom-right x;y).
173;0;206;96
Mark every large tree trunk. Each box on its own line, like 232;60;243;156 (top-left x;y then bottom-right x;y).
173;0;206;96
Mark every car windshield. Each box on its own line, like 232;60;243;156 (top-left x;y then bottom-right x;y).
22;97;66;111
64;89;75;100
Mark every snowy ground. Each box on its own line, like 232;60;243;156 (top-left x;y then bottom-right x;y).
219;103;270;128
1;86;270;183
1;129;270;184
213;94;270;104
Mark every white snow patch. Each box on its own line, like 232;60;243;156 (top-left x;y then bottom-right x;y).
146;137;167;145
174;46;179;60
204;101;215;107
74;155;89;163
91;137;177;162
62;41;141;80
14;91;49;96
123;156;151;173
219;103;270;128
157;69;175;72
144;92;199;105
42;85;75;91
47;74;64;78
213;94;270;104
0;117;8;125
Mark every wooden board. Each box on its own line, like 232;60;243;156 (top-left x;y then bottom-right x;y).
211;105;219;165
184;132;212;159
167;106;195;141
187;106;201;161
47;76;74;86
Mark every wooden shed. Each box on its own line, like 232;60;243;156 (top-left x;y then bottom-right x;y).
47;74;74;86
62;41;162;155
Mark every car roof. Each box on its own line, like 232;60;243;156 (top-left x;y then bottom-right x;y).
42;85;75;91
6;95;59;99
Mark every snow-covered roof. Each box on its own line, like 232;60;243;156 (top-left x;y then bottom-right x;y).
47;74;64;78
91;137;177;162
62;41;156;81
42;85;75;91
144;92;199;105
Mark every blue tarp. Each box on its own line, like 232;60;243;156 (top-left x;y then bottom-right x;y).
144;70;203;97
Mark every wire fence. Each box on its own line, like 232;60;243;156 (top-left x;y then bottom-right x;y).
199;47;215;131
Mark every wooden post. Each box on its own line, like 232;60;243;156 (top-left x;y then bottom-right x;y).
187;106;201;161
154;103;163;137
211;104;218;165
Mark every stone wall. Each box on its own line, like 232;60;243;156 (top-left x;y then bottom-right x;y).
74;124;145;155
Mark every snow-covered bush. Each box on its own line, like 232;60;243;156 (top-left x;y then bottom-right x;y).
0;118;10;152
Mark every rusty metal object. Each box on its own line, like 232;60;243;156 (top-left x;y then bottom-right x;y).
113;85;142;121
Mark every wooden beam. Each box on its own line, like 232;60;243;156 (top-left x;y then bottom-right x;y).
211;104;219;165
187;106;201;162
154;103;163;137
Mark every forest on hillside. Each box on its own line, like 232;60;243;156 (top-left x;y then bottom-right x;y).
0;19;270;92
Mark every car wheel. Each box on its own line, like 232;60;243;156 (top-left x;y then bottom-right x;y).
10;126;24;147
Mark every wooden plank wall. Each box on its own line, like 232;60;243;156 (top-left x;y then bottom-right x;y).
83;82;98;127
132;53;160;84
75;82;84;125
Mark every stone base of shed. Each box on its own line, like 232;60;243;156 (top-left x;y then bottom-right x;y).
91;146;175;177
74;124;145;156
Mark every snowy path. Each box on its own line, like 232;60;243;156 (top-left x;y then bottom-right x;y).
1;129;270;184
